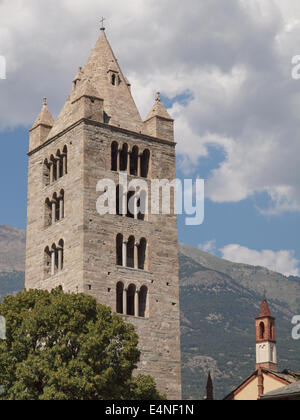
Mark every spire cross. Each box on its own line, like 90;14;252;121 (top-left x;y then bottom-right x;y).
100;17;106;30
156;92;161;102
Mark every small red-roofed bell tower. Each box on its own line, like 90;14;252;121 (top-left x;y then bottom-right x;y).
255;296;278;372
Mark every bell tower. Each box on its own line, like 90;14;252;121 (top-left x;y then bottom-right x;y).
25;26;182;399
255;297;278;371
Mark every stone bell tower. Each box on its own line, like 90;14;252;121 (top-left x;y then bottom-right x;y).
25;25;182;399
255;297;278;372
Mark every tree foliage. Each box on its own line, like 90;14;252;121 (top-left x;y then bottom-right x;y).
0;288;164;400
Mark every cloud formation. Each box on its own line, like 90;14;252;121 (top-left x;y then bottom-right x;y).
220;243;300;277
1;1;300;213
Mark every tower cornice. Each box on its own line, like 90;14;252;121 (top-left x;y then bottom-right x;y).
28;118;176;157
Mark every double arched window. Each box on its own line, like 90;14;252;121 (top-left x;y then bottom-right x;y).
45;190;64;227
116;282;148;318
44;239;64;278
44;145;68;186
116;234;147;270
111;142;150;178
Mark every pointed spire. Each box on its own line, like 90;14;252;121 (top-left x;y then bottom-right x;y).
259;297;271;318
31;97;54;130
47;27;143;138
206;372;214;401
145;92;173;122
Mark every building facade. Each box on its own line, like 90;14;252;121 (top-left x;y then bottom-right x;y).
25;27;182;399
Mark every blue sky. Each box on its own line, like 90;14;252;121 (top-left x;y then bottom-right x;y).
1;0;300;276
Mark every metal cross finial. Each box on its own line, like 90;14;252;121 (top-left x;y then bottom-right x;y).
156;92;161;102
100;17;106;30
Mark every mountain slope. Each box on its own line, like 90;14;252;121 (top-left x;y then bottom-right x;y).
0;226;25;272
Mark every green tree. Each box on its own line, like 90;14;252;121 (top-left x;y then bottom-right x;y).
0;288;164;400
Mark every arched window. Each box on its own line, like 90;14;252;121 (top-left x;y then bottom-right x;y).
63;146;68;176
127;190;135;218
50;155;57;182
59;190;65;220
56;150;63;178
111;142;118;171
45;198;52;227
127;284;136;316
44;247;51;278
52;193;59;222
112;73;116;86
120;144;128;172
130;146;139;176
116;234;123;266
43;159;50;186
116;282;124;314
139;286;148;318
137;189;147;221
127;236;135;268
51;243;57;275
58;239;64;271
141;149;150;178
259;322;265;340
138;238;147;270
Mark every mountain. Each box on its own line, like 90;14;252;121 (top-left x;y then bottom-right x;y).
0;226;300;400
0;226;26;272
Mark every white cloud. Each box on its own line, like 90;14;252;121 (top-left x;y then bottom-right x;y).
220;244;300;277
198;240;217;254
1;1;300;213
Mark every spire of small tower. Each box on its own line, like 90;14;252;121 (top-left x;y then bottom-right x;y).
206;371;214;401
145;92;173;121
29;98;55;152
259;297;271;317
31;97;54;130
144;92;174;141
255;296;278;372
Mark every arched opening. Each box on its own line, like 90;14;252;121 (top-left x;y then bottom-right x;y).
43;159;50;186
127;189;135;218
63;146;68;176
58;239;64;271
127;284;136;316
51;243;57;275
259;322;265;340
45;198;52;227
127;236;135;268
59;190;65;220
116;282;124;314
112;73;116;86
56;150;62;179
138;238;147;270
44;247;51;278
50;155;57;182
116;234;123;266
130;146;139;176
141;149;150;178
120;144;128;172
111;142;118;171
139;286;148;318
137;190;147;221
52;193;59;222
